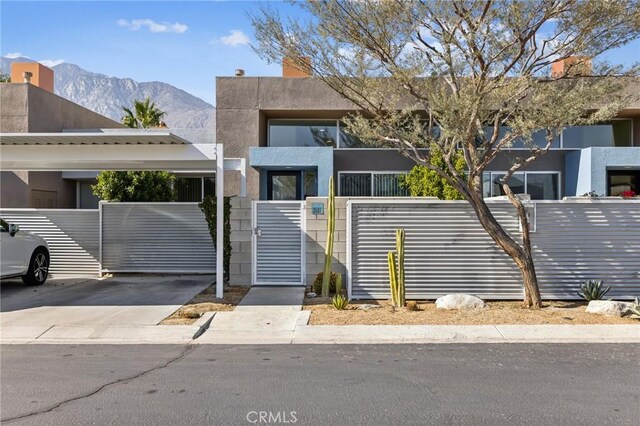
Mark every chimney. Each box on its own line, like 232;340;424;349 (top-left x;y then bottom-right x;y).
10;62;54;92
283;57;312;78
551;56;592;78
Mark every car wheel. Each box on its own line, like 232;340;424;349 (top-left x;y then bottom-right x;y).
22;248;49;286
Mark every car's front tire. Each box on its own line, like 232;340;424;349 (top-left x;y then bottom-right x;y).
22;247;49;286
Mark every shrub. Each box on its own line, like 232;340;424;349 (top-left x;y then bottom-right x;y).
406;301;419;311
199;195;232;283
313;271;338;295
332;294;349;310
577;280;610;301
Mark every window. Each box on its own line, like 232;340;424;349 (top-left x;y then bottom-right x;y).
481;127;561;149
268;120;337;147
562;120;632;148
607;170;639;196
339;172;408;197
483;172;560;200
174;177;215;202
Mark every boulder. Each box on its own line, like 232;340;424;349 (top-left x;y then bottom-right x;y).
435;294;485;310
585;300;632;317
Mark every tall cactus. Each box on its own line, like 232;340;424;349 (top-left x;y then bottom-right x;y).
321;176;335;297
387;228;406;307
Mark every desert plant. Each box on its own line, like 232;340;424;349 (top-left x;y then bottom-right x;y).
387;229;406;307
626;298;640;316
581;191;601;198
312;271;338;295
321;176;336;297
332;294;349;310
577;280;611;301
406;301;419;312
335;273;343;295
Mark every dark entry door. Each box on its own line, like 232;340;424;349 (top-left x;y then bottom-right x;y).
267;171;302;200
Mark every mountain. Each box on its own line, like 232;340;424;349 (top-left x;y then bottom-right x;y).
1;57;215;131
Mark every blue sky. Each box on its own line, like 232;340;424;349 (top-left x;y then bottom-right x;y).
2;1;639;106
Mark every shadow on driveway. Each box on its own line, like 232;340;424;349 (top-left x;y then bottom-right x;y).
0;275;213;327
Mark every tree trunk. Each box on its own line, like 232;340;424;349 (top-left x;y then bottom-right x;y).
466;192;542;308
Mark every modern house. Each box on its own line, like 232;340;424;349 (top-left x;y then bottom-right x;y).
0;62;216;209
217;59;640;201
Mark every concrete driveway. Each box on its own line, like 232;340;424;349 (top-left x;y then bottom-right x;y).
0;275;212;342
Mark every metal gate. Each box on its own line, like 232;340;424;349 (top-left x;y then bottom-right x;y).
252;201;305;286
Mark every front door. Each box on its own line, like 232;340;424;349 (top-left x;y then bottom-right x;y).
252;201;305;286
267;171;301;200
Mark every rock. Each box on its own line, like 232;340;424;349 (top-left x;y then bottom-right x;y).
585;300;632;317
435;294;485;310
306;292;317;298
357;304;382;311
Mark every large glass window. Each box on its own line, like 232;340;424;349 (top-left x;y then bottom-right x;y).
480;126;560;149
526;173;559;200
175;177;202;202
339;172;408;197
562;120;632;148
174;176;215;202
484;172;560;200
268;120;337;147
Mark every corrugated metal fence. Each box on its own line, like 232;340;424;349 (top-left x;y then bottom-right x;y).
1;203;214;276
348;200;640;300
101;203;214;273
0;209;100;276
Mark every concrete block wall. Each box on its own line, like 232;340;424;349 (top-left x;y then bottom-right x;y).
229;196;253;286
305;196;351;286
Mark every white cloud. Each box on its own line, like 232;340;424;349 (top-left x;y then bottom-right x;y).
38;59;65;67
4;52;24;59
219;30;250;47
117;18;188;34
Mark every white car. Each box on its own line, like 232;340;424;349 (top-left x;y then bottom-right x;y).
0;218;50;285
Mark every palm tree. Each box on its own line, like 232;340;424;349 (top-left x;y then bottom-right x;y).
121;97;166;129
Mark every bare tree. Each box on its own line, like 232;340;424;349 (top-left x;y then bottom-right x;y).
252;0;639;308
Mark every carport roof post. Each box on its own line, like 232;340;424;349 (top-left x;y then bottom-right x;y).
0;132;237;299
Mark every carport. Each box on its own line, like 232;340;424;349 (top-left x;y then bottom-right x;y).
0;129;244;298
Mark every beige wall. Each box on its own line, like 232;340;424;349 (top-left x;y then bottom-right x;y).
0;83;122;208
229;196;253;286
0;84;29;132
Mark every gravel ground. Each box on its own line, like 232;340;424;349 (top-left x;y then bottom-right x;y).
304;299;640;325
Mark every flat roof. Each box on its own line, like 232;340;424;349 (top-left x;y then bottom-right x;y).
0;131;190;146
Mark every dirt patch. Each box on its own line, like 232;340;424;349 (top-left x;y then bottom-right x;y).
161;285;249;325
304;299;639;325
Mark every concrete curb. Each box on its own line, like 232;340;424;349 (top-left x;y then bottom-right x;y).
288;324;640;344
2;322;637;345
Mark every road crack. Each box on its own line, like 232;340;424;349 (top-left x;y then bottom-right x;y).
2;344;196;423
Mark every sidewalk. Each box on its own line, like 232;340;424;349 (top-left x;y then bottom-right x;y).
2;284;638;344
196;286;307;344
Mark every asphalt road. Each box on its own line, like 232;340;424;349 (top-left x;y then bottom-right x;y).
1;344;638;425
